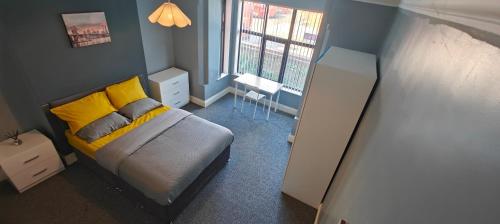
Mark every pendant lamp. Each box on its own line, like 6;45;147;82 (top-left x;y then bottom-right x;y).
148;0;192;28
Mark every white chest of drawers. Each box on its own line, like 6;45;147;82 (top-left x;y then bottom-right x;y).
148;67;190;108
0;130;64;193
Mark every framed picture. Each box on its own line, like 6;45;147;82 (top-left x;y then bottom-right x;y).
61;12;111;48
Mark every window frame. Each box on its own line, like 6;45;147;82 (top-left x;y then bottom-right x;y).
236;1;319;87
220;0;226;74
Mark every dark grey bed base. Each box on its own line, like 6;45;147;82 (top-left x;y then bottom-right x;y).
74;146;230;222
41;75;231;223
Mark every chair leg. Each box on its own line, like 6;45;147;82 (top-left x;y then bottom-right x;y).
241;86;247;112
253;91;259;119
262;95;266;112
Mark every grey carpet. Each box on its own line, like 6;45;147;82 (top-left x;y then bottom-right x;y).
0;94;316;224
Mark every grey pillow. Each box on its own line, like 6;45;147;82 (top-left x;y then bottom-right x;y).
76;112;130;143
119;98;162;120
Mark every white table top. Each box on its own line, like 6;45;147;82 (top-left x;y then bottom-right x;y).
234;73;283;94
148;67;187;83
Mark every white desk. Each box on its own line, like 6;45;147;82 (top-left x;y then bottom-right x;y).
233;73;283;120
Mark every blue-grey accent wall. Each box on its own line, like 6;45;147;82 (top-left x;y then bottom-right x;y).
173;0;205;99
136;0;175;75
173;0;232;100
0;6;20;139
204;0;233;98
277;0;398;110
1;0;147;134
319;9;500;224
326;0;397;55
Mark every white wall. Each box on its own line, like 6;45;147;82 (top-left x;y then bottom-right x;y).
318;8;500;224
353;0;400;7
400;0;500;36
353;0;500;36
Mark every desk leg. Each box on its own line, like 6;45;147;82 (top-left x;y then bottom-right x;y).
241;85;247;112
274;89;281;112
233;82;238;108
267;93;273;120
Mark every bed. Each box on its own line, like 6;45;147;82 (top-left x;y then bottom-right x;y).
41;75;233;222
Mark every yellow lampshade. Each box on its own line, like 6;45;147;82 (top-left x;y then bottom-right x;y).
148;1;192;28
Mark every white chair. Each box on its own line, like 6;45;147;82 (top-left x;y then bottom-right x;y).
241;86;267;119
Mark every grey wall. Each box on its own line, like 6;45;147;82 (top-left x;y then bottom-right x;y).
319;9;500;224
136;0;175;75
0;5;18;181
326;0;397;55
0;94;19;141
204;0;233;98
0;13;19;138
1;0;146;135
0;90;17;181
173;0;232;100
230;0;397;110
292;0;397;110
173;0;205;99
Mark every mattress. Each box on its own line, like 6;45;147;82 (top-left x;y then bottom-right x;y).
65;106;169;158
95;108;234;205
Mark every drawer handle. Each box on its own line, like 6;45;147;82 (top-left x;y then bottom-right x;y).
24;155;40;164
33;168;48;177
173;91;180;96
172;81;179;85
175;101;181;105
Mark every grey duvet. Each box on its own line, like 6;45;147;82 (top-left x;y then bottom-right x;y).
95;108;234;205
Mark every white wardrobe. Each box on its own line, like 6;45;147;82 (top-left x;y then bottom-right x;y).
282;47;377;208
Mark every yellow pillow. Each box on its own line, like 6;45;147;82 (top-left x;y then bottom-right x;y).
50;91;117;134
105;76;147;109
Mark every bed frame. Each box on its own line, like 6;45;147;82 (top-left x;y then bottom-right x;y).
41;74;231;223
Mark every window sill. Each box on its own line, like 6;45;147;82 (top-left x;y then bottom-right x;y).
217;72;230;80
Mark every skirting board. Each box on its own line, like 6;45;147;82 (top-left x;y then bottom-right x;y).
189;87;298;116
190;87;232;108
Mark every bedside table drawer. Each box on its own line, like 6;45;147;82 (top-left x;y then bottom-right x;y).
10;156;63;192
166;91;189;108
163;83;188;98
1;141;57;175
162;74;188;88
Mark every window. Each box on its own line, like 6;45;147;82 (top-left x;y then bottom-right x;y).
237;1;323;94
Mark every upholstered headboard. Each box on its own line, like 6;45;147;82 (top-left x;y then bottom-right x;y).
41;74;149;155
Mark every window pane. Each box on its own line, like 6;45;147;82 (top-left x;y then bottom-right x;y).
261;41;285;82
291;10;323;45
238;33;262;75
241;1;266;34
283;44;314;92
265;5;293;39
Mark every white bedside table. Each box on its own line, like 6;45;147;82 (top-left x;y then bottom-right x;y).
148;67;190;108
0;130;64;193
